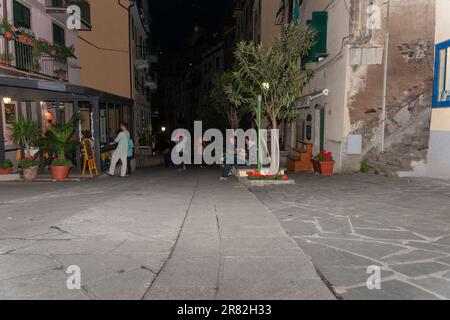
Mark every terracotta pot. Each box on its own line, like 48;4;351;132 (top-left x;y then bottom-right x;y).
23;166;38;181
0;60;12;66
312;159;320;173
317;161;335;176
17;34;28;43
3;31;13;40
50;165;70;181
0;167;13;175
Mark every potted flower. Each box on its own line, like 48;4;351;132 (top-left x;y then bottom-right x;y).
313;150;335;176
0;52;13;66
0;159;13;175
40;114;80;181
1;18;13;40
19;157;39;181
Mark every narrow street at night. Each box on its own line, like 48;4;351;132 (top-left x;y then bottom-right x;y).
1;168;450;300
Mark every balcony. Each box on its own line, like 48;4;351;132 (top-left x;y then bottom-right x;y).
45;0;91;31
0;40;68;81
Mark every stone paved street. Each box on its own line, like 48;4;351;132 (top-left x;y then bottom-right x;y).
0;168;332;300
251;173;450;300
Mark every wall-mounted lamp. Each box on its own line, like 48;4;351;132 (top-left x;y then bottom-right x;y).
2;97;12;104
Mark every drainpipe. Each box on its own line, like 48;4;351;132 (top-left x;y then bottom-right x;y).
380;0;391;153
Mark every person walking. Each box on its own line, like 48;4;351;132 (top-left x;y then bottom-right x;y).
106;122;130;177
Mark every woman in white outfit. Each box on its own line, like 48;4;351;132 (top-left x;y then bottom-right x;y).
107;122;130;177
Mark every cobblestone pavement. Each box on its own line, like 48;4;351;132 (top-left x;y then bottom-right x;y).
251;173;450;300
0;168;332;300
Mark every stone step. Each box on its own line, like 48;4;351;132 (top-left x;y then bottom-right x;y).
0;173;21;182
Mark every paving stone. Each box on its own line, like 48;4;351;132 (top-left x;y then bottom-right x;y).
222;256;317;280
411;277;450;299
88;268;155;300
222;237;301;257
382;249;447;263
0;269;89;300
218;278;335;300
356;229;425;241
52;254;145;284
390;262;450;278
145;287;217;300
342;280;440;300
152;256;220;288
0;254;60;280
173;232;220;257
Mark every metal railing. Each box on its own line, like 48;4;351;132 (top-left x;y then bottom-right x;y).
0;40;68;81
45;0;91;28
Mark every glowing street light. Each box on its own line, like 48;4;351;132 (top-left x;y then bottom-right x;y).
2;97;12;104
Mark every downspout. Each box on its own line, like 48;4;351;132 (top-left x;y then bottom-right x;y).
380;0;391;153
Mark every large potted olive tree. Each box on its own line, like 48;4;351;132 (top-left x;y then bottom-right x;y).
9;117;41;181
40;114;80;181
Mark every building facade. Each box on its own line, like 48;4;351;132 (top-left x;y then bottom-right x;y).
0;0;143;171
404;0;450;178
283;0;436;175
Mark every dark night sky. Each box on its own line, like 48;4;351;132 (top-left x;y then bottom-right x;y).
151;0;234;51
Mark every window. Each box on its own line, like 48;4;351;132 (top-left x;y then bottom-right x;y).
53;23;65;46
433;40;450;108
304;11;328;64
13;0;31;29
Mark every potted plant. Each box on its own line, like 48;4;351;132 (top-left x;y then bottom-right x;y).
1;19;14;40
0;52;13;66
0;159;13;175
40;114;80;181
8;117;41;180
19;157;39;181
313;150;335;176
54;68;67;81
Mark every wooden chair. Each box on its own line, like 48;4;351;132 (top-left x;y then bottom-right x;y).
287;142;313;173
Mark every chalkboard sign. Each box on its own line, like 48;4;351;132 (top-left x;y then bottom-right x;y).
82;138;99;177
83;139;94;159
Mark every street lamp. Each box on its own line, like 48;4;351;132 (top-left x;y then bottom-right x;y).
161;126;166;133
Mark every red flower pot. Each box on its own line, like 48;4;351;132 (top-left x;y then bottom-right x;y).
0;60;12;66
3;31;13;40
17;34;28;43
51;166;70;181
317;161;335;176
0;167;13;175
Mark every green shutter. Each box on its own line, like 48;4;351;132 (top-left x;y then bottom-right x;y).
53;23;65;46
312;12;328;56
303;11;328;64
13;0;31;29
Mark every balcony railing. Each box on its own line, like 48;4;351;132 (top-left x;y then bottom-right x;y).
45;0;91;31
0;40;68;81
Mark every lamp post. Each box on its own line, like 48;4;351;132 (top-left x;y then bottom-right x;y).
257;82;270;174
257;95;262;174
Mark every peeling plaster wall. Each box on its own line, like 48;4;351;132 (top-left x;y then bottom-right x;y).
344;0;435;173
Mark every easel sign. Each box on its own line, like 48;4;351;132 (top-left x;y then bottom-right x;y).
82;138;99;177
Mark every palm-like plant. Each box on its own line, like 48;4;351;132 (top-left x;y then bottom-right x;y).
40;113;81;166
9;117;41;158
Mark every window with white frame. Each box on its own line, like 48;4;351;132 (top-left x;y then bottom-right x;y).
434;40;450;107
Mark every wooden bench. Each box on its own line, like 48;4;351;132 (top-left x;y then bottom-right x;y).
287;142;313;173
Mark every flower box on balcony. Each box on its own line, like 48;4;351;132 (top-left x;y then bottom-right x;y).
0;53;14;66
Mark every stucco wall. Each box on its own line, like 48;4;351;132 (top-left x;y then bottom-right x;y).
405;0;450;179
78;0;130;98
345;0;435;173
